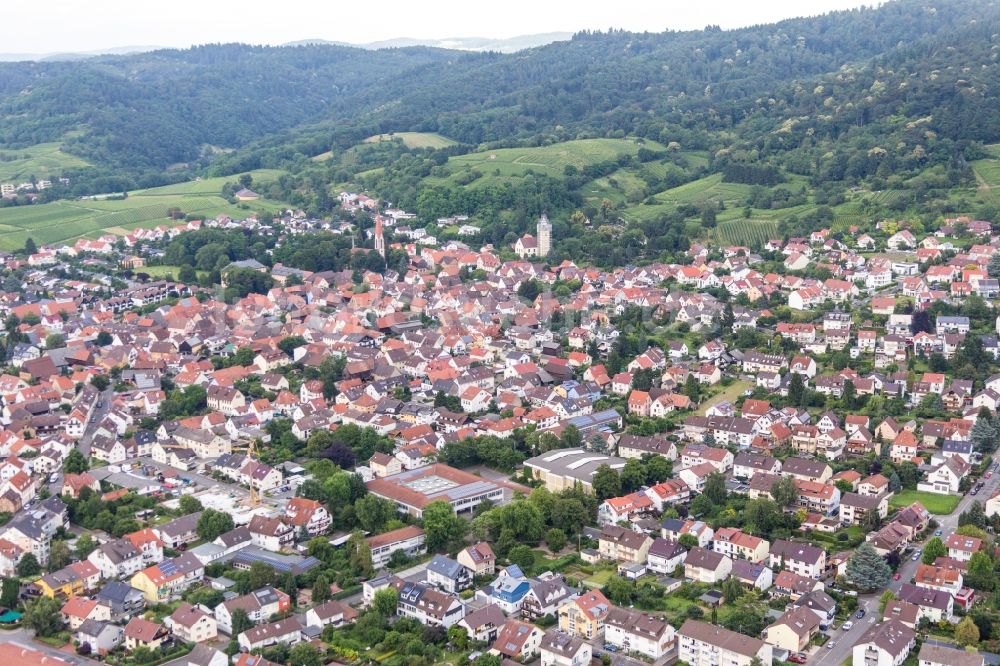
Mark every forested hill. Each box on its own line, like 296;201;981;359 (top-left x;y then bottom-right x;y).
1;0;1000;187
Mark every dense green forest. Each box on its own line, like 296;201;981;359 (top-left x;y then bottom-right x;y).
4;0;1000;265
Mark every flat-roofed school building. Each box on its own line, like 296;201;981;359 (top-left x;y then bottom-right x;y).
365;463;523;518
523;448;627;493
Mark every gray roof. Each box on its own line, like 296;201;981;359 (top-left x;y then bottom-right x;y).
427;555;465;580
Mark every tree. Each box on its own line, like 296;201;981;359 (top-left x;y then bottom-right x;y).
178;265;198;283
288;643;323;666
559;424;582;449
348;530;374;578
24;596;63;637
179;494;203;515
878;589;896;613
787;372;805;407
422;501;467;552
90;374;110;391
196;509;235;540
45;333;65;349
620;458;647;493
448;625;469;650
959;500;988;529
230;608;253;636
955;616;981;646
921;537;946;564
721;603;768;637
63;448;89;474
508;545;535;572
48;540;71;571
0;577;19;608
771;475;798;508
989;251;1000;280
592;465;622;500
970;412;998;454
845;543;891;591
603;575;636;605
721;576;744;604
312;574;332;603
678;533;699;549
683;374;701;402
372;587;398;617
546;528;567;553
281;572;298;603
96;331;113;346
73;533;97;560
703;473;727;505
24;237;36;256
16;553;40;577
965;551;995;591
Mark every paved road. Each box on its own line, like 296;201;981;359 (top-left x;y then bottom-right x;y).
3;628;93;664
812;466;1000;666
78;387;114;457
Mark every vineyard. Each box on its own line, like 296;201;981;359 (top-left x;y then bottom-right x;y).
715;219;781;247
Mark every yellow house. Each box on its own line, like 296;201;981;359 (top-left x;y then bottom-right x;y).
598;526;653;564
35;561;100;598
558;590;613;640
764;606;820;652
130;553;205;603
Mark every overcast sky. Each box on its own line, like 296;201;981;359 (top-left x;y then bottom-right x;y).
2;0;881;55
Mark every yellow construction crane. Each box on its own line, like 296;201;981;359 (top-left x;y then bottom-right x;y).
154;439;262;507
230;439;262;507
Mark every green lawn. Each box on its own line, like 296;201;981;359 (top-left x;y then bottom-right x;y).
0;141;91;182
697;380;753;416
582;569;614;588
889;490;961;515
364;132;458;149
0;169;288;251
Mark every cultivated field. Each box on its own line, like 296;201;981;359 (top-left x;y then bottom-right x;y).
435;138;667;185
0;142;91;182
0;169;288;251
364;132;458;149
715;219;781;247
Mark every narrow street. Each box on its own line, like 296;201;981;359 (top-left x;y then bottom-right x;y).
812;467;1000;666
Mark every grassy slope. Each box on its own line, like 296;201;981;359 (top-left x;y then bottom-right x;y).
0;168;288;251
427;138;666;187
364;132;458;149
0;142;91;182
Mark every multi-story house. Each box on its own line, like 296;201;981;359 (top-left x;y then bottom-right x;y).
215;587;291;634
395;580;465;628
684;547;732;583
558;590;612;640
851;619;915;666
678;619;773;666
604;607;675;660
166;603;218;643
597;526;653;564
711;527;769;563
769;540;826;579
539;630;592;666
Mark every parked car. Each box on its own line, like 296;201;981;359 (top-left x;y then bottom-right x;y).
893;573;901;581
827;642;837;650
788;655;807;663
856;610;866;619
934;529;942;536
842;622;854;631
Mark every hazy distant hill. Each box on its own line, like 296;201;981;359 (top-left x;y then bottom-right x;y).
285;32;573;53
2;0;999;192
